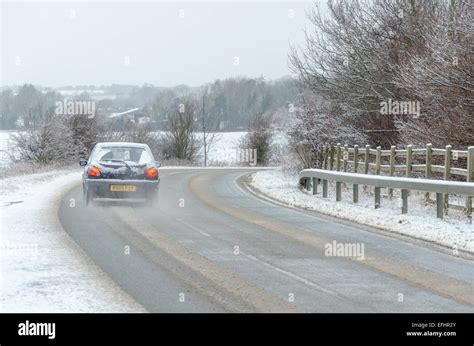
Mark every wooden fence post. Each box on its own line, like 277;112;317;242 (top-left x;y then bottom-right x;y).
375;146;381;175
425;143;432;178
425;143;432;203
315;149;320;169
406;145;413;178
353;145;359;203
323;146;329;170
354;145;359;173
389;145;396;199
329;144;335;170
467;146;474;219
364;144;370;194
443;145;452;213
343;144;349;172
468;146;474;183
375;147;382;209
336;143;341;171
364;145;370;174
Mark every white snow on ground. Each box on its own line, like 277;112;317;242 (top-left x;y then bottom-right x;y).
0;169;145;312
196;131;247;165
0;131;248;167
249;169;474;254
0;131;17;167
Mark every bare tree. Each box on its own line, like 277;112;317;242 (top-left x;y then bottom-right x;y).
199;87;221;166
394;1;474;148
160;98;198;161
287;96;367;169
288;0;466;147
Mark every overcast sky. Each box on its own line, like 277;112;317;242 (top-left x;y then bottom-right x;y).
1;1;318;87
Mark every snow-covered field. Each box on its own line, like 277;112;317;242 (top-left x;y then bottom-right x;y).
0;130;247;167
249;169;474;254
0;170;145;312
196;131;247;165
0;131;17;167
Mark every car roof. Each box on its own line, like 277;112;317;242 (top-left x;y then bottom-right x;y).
95;142;150;149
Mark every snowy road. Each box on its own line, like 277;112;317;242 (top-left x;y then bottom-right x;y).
58;169;474;312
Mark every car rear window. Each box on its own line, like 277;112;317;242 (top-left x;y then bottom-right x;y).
95;146;153;165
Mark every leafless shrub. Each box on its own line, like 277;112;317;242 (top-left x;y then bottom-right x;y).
11;114;101;165
240;113;273;166
12;118;76;164
287;97;366;169
159;99;198;161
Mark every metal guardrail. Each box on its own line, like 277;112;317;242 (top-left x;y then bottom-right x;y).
306;143;474;212
299;169;474;220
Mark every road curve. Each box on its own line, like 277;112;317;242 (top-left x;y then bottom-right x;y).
58;168;474;312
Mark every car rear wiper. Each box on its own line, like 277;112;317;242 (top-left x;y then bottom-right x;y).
99;159;131;169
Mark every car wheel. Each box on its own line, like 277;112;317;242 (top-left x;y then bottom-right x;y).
85;188;93;206
146;191;158;207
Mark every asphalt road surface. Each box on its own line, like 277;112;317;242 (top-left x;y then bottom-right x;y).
58;168;474;312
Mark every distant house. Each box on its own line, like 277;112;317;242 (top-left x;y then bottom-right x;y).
108;108;141;122
138;117;151;125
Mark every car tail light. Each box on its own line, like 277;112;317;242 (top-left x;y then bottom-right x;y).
145;167;158;180
88;166;101;178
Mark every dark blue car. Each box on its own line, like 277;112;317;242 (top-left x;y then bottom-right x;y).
80;142;160;206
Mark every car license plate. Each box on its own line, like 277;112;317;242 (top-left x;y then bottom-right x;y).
110;185;136;192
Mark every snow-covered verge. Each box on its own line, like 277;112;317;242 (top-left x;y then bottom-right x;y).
249;169;474;254
0;169;145;312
